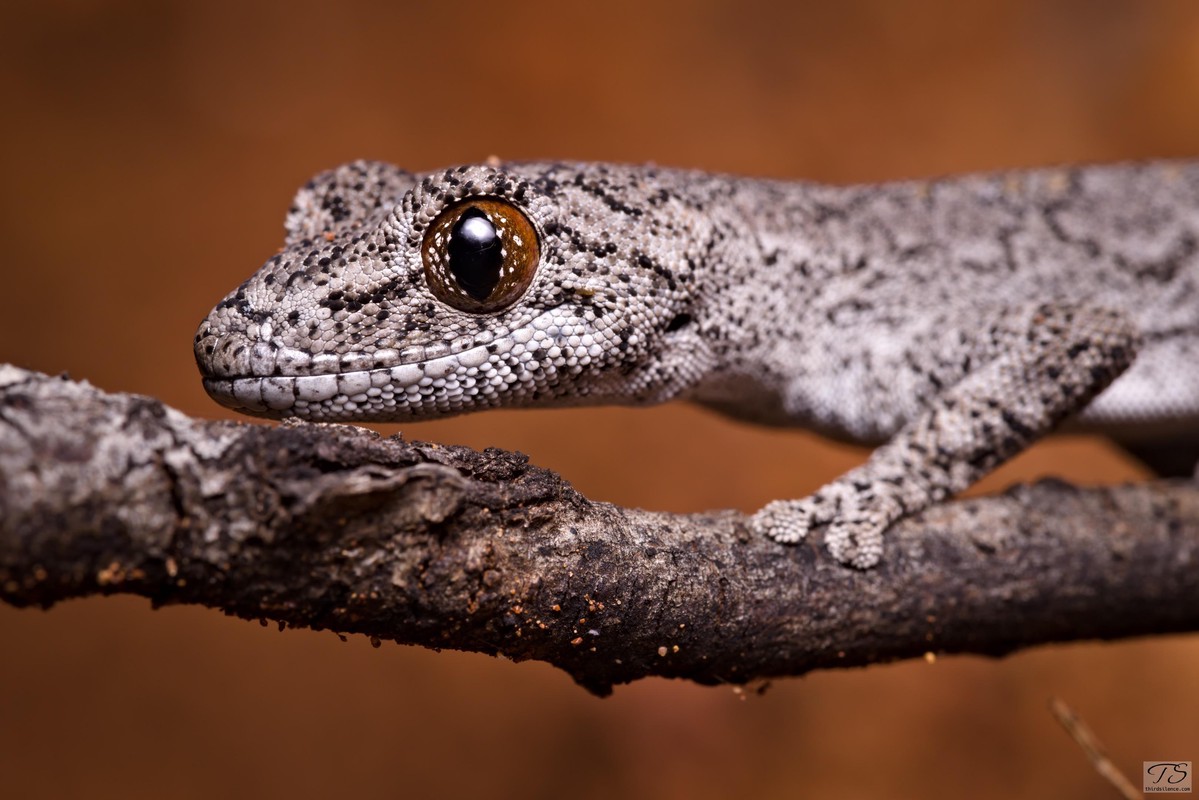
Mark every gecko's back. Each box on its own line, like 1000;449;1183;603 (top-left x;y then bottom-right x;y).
693;162;1199;441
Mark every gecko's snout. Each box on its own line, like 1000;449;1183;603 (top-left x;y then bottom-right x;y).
194;329;249;379
195;327;317;380
193;316;259;414
193;309;302;417
193;327;308;418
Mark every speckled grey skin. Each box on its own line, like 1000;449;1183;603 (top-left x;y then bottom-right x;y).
196;160;1199;567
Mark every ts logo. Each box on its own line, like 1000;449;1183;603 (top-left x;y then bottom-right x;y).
1144;761;1192;793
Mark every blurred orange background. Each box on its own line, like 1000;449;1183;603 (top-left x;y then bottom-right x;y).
2;2;1198;797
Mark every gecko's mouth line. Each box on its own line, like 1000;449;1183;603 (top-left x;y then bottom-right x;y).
201;308;568;416
203;345;492;415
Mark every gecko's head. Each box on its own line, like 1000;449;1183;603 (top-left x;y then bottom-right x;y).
195;160;713;421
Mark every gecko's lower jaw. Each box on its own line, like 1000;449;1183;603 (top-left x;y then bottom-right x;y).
194;325;496;421
201;371;385;420
199;373;458;422
200;339;499;421
198;319;568;421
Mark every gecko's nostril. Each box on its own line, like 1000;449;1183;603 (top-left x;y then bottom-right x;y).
195;333;253;378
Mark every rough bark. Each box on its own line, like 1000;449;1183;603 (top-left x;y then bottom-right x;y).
1;364;1196;696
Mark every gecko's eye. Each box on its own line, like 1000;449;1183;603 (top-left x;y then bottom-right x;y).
422;198;540;313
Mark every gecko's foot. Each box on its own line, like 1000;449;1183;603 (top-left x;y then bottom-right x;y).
824;511;889;569
750;497;829;545
751;486;903;569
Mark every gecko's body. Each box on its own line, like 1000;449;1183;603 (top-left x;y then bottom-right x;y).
196;160;1199;567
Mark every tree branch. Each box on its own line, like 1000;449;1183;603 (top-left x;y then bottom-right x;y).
1;364;1196;696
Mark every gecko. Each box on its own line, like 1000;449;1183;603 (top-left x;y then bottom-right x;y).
194;159;1199;568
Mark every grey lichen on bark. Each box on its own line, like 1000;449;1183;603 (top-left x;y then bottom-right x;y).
1;364;1197;696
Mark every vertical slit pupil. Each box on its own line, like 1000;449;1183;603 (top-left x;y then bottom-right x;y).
447;207;503;301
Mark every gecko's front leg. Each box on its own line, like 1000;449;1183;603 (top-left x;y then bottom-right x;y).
751;303;1140;568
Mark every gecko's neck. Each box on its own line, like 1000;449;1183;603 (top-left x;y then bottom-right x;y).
676;177;867;430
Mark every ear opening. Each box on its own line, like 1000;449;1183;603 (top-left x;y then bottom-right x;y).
665;312;693;333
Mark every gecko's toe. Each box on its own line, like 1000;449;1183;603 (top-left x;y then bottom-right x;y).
751;495;834;545
754;485;904;568
824;493;904;568
825;519;886;569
